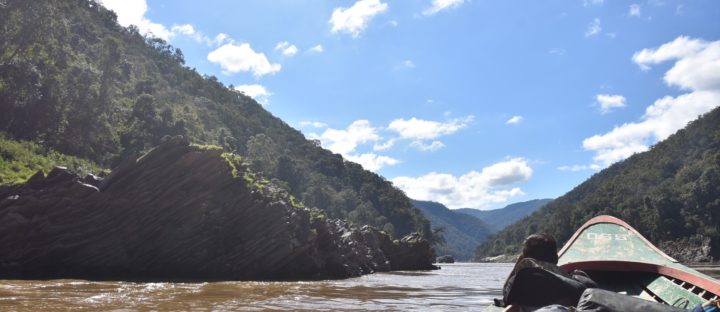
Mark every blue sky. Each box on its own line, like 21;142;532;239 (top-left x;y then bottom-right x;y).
101;0;720;209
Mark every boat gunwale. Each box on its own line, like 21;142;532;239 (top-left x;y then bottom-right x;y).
560;260;720;296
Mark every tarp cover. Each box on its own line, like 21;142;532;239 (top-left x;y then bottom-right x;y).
576;288;687;312
503;258;587;307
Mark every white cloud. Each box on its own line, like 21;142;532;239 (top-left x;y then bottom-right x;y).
346;153;400;172
373;138;397;151
234;84;271;105
596;94;627;114
207;43;281;77
308;120;401;172
583;36;720;168
402;60;416;69
632;36;708;71
386;116;473;152
329;0;388;38
101;0;231;46
388;20;399;27
506;116;524;124
629;4;641;17
299;121;328;128
585;18;602;37
307;44;324;54
275;41;298;57
410;140;445;152
100;0;173;40
391;158;532;208
388;116;473;140
422;0;465;16
310;120;380;155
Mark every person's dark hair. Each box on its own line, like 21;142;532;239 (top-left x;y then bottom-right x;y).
518;233;558;264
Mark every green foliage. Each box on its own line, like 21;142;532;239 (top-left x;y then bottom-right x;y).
0;134;106;184
476;108;720;260
0;0;433;240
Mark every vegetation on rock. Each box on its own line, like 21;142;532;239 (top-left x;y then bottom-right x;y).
0;0;431;240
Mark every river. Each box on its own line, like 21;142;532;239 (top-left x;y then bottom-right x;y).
0;263;512;311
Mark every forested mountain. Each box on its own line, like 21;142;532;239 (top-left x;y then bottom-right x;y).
412;200;493;261
0;0;431;239
476;107;720;261
457;199;553;232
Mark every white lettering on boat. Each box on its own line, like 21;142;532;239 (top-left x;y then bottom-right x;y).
586;233;628;240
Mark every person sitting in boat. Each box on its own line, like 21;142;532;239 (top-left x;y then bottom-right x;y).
498;233;596;312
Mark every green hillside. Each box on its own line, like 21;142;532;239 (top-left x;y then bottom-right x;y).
476;107;720;260
412;200;493;261
457;199;552;232
0;0;431;239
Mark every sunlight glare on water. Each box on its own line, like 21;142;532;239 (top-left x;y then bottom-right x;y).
0;263;512;311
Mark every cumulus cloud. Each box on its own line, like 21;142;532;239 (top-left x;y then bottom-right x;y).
275;41;298;57
391;158;533;208
307;120;400;172
386;116;473;152
207;43;281;77
310;120;380;155
101;0;230;46
632;36;709;71
506;116;524;124
388;116;473;140
629;4;641;17
329;0;388;38
422;0;465;16
101;0;173;39
596;94;627;114
582;36;720;168
346;153;400;172
307;44;324;54
585;18;602;37
234;84;271;105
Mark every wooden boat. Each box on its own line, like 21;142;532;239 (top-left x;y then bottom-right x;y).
484;215;720;311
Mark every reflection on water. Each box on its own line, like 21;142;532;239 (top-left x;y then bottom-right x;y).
0;263;512;311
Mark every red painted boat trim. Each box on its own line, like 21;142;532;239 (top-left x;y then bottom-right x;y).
561;260;720;296
557;215;677;263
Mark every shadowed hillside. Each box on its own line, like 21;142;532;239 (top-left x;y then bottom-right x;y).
0;0;431;240
412;200;493;261
477;107;720;262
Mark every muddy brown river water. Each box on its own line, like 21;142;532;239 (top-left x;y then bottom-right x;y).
0;263;512;311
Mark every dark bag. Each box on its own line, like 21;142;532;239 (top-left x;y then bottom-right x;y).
576;288;687;312
503;258;588;307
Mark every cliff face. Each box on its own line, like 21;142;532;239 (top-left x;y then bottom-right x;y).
0;137;436;280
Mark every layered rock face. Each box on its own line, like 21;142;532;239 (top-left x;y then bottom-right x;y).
0;137;436;280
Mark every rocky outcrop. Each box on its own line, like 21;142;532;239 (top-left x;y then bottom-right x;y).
0;136;436;280
660;236;714;263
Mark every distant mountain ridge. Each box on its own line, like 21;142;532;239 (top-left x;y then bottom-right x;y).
457;199;553;232
411;200;492;261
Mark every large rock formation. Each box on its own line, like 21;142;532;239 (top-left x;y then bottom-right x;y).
0;136;437;280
